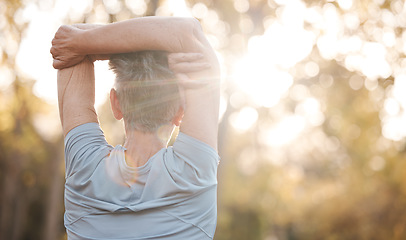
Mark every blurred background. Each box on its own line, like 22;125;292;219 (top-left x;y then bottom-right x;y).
1;0;406;239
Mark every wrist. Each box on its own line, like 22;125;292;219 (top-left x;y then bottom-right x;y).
74;29;91;55
72;24;103;55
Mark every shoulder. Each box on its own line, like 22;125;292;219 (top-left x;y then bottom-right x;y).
65;122;107;146
64;123;112;178
171;133;219;176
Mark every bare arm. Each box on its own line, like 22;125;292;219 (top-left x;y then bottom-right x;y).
52;17;220;150
58;57;98;136
51;17;200;69
168;25;221;150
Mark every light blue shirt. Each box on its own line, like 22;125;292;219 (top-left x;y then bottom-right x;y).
64;123;219;239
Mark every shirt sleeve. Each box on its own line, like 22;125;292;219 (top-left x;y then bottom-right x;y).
64;123;112;179
171;132;220;183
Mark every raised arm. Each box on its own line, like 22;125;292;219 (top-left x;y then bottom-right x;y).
51;17;201;69
57;57;97;136
168;52;220;150
52;17;220;150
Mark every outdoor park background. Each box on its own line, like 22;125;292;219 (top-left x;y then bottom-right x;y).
1;0;406;239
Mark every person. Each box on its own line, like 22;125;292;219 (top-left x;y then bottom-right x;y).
50;17;220;240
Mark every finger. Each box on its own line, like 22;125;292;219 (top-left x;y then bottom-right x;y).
170;62;211;73
176;73;209;89
180;80;208;89
53;58;71;69
50;46;58;58
168;52;204;64
53;59;63;69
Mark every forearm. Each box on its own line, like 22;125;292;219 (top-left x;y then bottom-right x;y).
58;58;98;136
51;17;204;69
180;86;220;150
166;47;221;150
76;17;199;55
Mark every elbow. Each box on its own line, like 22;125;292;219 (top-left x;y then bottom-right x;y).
178;18;204;51
176;17;201;28
191;18;203;31
186;18;203;36
175;17;202;36
163;17;205;52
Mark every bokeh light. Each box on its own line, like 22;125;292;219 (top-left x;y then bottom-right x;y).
4;0;406;239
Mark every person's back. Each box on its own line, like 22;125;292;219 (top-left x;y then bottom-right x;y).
64;127;218;239
52;17;220;239
63;51;219;239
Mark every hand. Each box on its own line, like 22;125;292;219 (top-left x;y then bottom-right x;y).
168;53;211;89
71;25;107;63
50;25;86;69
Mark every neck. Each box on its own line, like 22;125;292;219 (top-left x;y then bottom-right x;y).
123;127;171;168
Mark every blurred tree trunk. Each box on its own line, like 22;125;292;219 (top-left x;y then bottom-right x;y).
0;161;20;240
0;82;26;239
43;143;64;240
0;0;24;237
11;191;28;240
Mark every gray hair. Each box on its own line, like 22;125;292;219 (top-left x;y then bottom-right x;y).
108;51;181;132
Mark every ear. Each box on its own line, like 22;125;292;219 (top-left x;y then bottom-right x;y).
172;106;184;127
110;88;123;120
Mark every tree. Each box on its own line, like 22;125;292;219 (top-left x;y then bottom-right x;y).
2;0;406;239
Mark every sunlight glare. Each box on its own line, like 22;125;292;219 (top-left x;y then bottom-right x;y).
160;0;192;17
316;4;341;60
233;59;293;108
125;0;147;15
33;112;62;141
260;21;315;69
16;8;58;103
234;0;250;13
343;13;360;30
260;115;306;147
59;0;93;22
15;0;98;105
382;74;406;141
383;98;400;116
392;74;406;107
382;116;406;141
0;66;14;90
191;2;208;19
304;61;319;78
295;98;325;126
94;61;116;107
361;42;391;80
229;107;258;132
103;0;122;15
289;84;310;101
348;75;364;90
319;74;334;88
337;0;353;10
239;16;254;34
245;0;315;69
232;0;316;109
219;95;228;122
